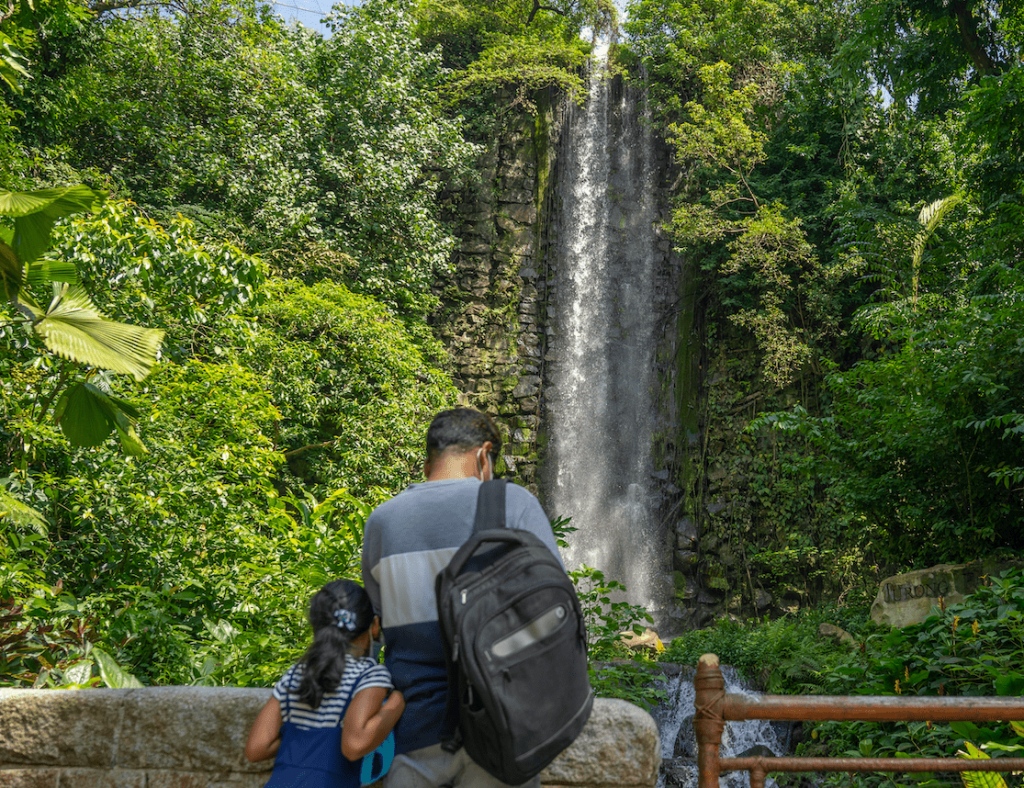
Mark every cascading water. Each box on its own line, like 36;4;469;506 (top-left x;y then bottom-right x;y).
545;42;672;618
543;38;788;788
652;668;789;788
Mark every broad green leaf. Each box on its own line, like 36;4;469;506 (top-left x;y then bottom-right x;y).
0;185;102;219
33;285;163;380
55;382;116;447
0;37;29;92
1011;721;1024;738
26;257;80;289
62;660;94;686
0;490;48;535
114;421;147;456
206;619;240;643
995;673;1024;696
55;381;146;453
92;648;143;688
958;741;1004;788
0;238;21;300
0;186;103;265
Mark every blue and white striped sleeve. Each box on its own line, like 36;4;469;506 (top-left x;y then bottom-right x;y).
350;661;394;698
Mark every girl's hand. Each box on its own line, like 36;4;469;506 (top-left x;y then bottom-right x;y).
245;697;283;763
341;687;405;761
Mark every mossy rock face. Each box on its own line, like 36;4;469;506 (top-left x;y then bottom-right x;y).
429;90;564;495
704;565;730;592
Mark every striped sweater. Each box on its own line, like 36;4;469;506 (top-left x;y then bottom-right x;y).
361;477;563;755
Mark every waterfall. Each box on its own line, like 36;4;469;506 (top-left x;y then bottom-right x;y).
545;43;671;617
652;668;789;788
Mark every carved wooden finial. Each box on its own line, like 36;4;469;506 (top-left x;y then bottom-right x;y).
698;653;720;668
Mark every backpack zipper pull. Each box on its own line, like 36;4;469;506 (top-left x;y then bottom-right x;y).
461;590;468;604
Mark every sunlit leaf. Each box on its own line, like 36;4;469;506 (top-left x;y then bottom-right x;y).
0;186;103;265
62;660;93;686
92;647;142;688
114;421;147;456
32;285;163;380
0;185;102;219
958;741;1005;788
0;490;48;535
26;257;80;289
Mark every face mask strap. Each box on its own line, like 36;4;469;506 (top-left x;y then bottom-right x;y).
476;448;491;482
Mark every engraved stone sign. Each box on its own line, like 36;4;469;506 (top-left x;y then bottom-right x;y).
870;564;965;628
871;560;1022;628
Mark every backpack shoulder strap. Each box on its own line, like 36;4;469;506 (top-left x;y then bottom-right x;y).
472;478;507;533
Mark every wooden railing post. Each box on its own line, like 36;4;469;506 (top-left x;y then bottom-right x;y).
695;653;726;788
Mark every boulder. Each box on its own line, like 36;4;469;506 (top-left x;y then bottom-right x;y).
818;623;856;646
540;698;661;788
870;560;1021;627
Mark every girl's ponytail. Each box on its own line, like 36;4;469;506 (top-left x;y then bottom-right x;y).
297;579;374;709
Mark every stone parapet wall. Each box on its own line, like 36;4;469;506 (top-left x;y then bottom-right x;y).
0;689;660;788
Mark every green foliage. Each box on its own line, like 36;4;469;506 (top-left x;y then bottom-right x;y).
808;570;1024;788
568;564;666;710
213;278;458;497
755;259;1024;566
19;0;473;317
664;607;867;693
442;31;588;112
0;186;163;455
49;199;266;355
957;721;1024;788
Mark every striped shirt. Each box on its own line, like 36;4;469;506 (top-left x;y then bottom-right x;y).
272;657;394;730
361;477;563;754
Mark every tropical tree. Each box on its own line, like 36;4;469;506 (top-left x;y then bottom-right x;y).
0;186;162;457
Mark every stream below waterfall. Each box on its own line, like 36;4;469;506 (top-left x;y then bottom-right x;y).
650;667;792;788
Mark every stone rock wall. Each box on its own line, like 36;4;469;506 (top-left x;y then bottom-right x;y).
0;689;660;788
431;90;564;494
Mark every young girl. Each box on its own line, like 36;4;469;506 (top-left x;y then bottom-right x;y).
246;579;405;787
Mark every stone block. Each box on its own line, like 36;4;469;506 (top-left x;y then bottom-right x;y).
0;689;121;767
0;769;61;788
145;771;266;788
674;550;698;573
512;376;541;398
117;688;270;771
500;203;537;224
461;240;492;254
57;769;146;788
500;189;534;205
496;215;518;233
541;699;660;787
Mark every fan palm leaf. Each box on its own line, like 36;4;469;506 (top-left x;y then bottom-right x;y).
31;284;163;381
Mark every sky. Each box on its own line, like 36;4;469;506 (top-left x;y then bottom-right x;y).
267;0;339;34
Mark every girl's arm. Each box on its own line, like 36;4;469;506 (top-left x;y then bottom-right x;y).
341;688;405;761
245;697;284;763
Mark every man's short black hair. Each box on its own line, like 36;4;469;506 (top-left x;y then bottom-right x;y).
426;408;502;463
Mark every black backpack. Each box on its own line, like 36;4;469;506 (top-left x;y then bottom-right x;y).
435;479;594;785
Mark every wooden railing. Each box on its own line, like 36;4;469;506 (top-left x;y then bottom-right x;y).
694;653;1024;788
